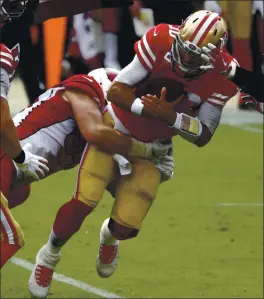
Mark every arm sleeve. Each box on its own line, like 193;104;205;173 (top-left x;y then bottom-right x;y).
194;101;222;147
114;55;149;86
198;101;222;135
231;67;264;103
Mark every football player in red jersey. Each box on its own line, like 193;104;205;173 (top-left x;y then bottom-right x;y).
0;3;50;269
88;10;243;277
107;10;240;145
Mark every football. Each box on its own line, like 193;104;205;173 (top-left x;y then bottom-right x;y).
135;77;185;102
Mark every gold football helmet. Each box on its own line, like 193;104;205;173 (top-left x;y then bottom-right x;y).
171;10;228;77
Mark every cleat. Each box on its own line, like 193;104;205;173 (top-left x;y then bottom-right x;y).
96;220;119;278
28;244;61;298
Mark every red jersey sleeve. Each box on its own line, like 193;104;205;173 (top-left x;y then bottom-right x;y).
134;24;169;72
60;74;105;109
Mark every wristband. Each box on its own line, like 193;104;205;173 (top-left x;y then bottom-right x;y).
13;150;25;164
169;113;201;136
168;112;181;129
130;98;144;116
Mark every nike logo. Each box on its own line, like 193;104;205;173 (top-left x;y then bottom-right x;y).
222;60;227;66
154;28;158;36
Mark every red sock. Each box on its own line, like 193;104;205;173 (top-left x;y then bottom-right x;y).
0;243;21;269
52;198;93;246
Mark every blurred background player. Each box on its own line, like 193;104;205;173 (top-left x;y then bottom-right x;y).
0;1;49;269
200;42;264;111
0;0;135;105
204;0;264;110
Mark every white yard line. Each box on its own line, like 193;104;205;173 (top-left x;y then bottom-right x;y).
218;203;263;207
10;257;124;299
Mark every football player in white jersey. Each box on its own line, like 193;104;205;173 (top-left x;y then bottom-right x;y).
0;69;172;276
24;68;174;298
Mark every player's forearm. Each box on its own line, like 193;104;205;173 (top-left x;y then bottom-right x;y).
107;81;137;111
84;124;150;158
166;110;214;147
108;54;154;117
230;67;264;103
0;100;23;159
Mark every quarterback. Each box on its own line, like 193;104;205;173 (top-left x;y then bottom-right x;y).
96;10;242;279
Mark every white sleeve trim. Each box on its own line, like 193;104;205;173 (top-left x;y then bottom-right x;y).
113;55;149;86
142;34;156;62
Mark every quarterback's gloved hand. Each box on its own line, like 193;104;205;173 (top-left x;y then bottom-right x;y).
14;144;49;181
101;0;134;8
0;44;16;79
153;154;174;182
200;43;237;79
240;92;264;114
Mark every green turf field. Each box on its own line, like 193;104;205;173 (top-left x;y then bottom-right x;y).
1;124;263;298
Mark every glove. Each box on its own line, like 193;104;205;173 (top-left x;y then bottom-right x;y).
152;139;173;157
153;154;174;182
101;0;134;8
15;144;50;181
0;44;16;79
240;92;264;114
200;43;237;79
152;139;174;182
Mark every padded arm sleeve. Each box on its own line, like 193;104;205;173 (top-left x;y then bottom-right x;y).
114;55;149;86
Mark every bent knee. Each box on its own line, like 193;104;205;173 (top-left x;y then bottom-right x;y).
108;218;139;240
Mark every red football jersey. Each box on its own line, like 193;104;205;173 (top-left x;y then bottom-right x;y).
112;23;239;142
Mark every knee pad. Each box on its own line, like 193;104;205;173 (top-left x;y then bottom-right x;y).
108;218;139;240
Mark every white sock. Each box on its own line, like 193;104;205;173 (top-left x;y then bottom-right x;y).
47;230;62;254
100;218;117;245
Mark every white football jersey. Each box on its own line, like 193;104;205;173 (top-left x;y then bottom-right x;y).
12;74;106;188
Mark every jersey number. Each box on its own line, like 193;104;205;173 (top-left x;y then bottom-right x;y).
168;25;178;39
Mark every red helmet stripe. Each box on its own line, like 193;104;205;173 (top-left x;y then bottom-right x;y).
197;16;219;46
189;12;212;43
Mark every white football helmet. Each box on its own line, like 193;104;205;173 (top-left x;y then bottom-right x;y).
170;10;228;77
